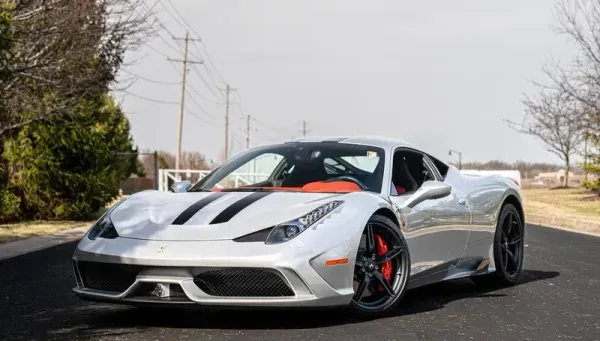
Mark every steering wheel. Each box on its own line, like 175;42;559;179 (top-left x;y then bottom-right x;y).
323;175;369;190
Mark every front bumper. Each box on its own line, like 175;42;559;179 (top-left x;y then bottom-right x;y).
72;236;356;308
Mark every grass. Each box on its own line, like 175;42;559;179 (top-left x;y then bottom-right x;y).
0;220;95;244
0;195;125;244
521;187;600;234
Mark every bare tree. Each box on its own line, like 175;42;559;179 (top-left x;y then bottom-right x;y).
540;0;600;123
0;0;156;136
507;90;584;187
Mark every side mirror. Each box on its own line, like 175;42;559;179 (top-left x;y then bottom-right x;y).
404;181;451;208
171;180;192;193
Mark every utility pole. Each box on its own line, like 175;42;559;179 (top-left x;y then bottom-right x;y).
245;114;251;149
584;122;590;182
223;84;237;161
302;120;308;137
167;31;203;172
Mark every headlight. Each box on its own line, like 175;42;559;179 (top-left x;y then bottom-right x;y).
265;200;343;244
87;212;118;240
87;198;126;240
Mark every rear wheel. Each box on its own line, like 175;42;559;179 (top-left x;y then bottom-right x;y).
349;214;410;316
472;203;525;287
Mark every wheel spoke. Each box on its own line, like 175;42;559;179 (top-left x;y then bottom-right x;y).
354;273;370;302
505;213;514;237
375;246;403;264
505;248;518;267
373;271;394;296
366;224;376;253
508;236;522;245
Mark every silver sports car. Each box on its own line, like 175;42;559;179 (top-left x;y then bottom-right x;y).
72;136;525;315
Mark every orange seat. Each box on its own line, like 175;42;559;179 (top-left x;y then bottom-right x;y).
301;181;361;192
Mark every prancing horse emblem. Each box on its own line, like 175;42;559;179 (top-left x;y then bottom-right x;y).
157;244;166;253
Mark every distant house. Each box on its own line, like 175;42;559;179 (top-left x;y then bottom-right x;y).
533;170;596;187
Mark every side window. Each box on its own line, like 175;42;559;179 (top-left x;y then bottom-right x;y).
391;150;436;196
428;155;449;179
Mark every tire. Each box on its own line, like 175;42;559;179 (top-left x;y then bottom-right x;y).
349;214;411;316
471;203;525;287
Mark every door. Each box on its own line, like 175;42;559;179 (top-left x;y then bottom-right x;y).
388;148;471;280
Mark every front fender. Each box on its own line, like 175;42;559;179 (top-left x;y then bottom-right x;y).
298;192;397;291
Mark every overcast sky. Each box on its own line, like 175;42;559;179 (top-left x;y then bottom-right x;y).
115;0;575;165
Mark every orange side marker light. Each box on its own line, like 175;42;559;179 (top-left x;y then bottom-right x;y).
325;258;349;266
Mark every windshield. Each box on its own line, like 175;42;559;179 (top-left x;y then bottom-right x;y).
190;142;385;193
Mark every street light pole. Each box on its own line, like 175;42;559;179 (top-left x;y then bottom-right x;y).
448;149;462;170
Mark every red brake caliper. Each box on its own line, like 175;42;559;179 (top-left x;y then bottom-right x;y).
375;234;392;291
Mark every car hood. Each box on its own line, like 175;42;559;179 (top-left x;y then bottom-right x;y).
109;190;346;241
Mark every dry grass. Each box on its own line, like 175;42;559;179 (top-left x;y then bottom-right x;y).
0;220;94;244
0;195;125;244
521;187;600;234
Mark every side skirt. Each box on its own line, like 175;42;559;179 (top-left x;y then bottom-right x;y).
406;257;493;290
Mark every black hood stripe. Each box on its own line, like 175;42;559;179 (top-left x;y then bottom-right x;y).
172;192;228;225
209;192;273;224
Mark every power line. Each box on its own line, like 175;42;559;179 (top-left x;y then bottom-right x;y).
185;108;220;126
140;1;183;54
120;69;180;85
191;43;223;87
198;40;227;85
185;89;220;120
190;67;224;100
166;59;219;105
253;117;298;131
187;83;220;103
122;91;179;105
160;0;227;85
144;42;174;59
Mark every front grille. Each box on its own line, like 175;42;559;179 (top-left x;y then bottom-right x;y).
77;261;141;293
194;268;294;297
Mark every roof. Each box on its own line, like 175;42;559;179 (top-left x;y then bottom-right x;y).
249;135;448;166
286;135;417;150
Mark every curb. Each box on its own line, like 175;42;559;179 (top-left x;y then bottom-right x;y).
0;226;88;262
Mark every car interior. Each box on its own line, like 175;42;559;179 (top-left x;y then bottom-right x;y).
391;150;436;195
247;149;385;192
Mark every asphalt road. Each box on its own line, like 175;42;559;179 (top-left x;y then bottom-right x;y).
0;224;599;341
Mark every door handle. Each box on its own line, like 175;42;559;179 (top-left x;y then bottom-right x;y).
458;197;467;206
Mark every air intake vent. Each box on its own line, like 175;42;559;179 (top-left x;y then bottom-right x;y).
194;268;294;297
77;261;140;293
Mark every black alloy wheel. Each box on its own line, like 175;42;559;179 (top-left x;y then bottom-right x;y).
472;203;525;286
350;214;410;315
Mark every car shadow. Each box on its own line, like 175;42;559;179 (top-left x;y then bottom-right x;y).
87;269;559;331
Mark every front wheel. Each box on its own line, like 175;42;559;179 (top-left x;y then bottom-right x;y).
472;203;525;287
349;214;410;316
